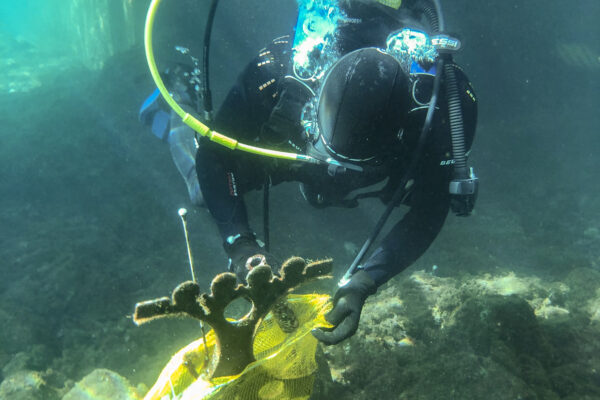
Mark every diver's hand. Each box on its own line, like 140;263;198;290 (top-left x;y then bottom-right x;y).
225;234;280;283
312;270;376;345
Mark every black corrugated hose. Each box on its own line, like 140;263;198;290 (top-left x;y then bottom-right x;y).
202;0;219;122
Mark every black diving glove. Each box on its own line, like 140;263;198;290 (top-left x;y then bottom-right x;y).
224;234;280;283
312;270;377;345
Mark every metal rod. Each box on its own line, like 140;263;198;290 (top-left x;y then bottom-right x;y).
178;208;197;283
177;208;210;372
263;175;271;252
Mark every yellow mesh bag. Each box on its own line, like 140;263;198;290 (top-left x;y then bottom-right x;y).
144;293;332;400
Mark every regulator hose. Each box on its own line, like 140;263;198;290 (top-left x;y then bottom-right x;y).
422;0;475;201
409;0;443;32
444;62;468;178
202;0;219;121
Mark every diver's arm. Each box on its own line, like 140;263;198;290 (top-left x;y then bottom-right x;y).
195;75;257;241
360;170;450;287
359;63;477;287
195;37;289;242
312;169;449;345
196;141;253;240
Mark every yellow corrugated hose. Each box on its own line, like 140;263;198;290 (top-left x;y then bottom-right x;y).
377;0;402;9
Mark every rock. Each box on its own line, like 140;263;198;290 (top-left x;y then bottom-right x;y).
1;346;53;379
61;369;142;400
588;288;600;323
1;352;30;378
399;351;546;400
315;267;600;399
565;268;600;305
0;370;59;400
360;289;410;347
449;294;547;358
534;297;570;320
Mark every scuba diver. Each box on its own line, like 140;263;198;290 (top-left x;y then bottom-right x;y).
140;0;478;345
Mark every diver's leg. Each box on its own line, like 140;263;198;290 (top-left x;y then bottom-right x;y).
168;113;204;206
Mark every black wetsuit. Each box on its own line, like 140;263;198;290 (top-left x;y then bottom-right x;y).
196;3;477;287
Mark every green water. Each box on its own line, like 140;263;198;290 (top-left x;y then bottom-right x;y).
0;1;599;398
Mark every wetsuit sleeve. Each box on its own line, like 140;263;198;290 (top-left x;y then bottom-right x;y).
360;160;450;287
360;62;478;287
196;37;291;241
